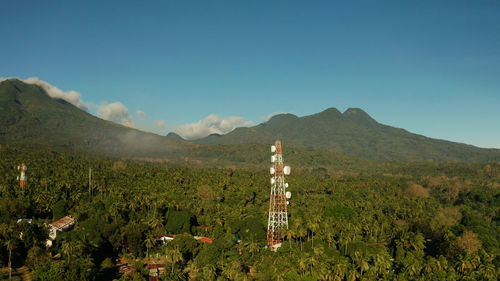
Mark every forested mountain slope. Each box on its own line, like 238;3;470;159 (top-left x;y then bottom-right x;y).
196;108;500;162
2;79;499;163
0;79;189;157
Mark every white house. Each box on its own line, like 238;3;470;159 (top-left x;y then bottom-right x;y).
46;216;75;247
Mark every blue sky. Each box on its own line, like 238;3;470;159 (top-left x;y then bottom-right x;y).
1;0;499;147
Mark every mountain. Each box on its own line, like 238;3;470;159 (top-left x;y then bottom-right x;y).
0;79;369;170
2;79;499;163
0;79;189;157
196;108;500;162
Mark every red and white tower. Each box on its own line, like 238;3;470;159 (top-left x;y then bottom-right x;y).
17;163;27;189
267;140;291;251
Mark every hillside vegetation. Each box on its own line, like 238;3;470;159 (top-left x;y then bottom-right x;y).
0;146;498;280
1;78;499;280
197;108;500;162
0;79;189;158
2;79;500;164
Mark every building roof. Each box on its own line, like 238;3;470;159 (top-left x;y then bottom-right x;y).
49;216;75;231
194;236;213;243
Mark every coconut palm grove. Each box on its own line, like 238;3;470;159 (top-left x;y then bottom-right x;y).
0;79;499;280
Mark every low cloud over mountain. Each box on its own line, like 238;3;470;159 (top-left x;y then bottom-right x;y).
97;102;135;128
0;77;88;110
173;114;254;140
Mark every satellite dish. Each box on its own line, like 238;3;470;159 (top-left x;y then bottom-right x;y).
286;191;291;199
287;201;289;205
271;178;276;185
285;183;289;188
270;167;275;175
271;155;276;163
271;145;276;153
284;166;291;175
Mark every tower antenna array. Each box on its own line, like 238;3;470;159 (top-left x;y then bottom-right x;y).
267;140;291;251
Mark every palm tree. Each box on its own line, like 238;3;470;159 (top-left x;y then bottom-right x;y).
146;211;165;235
326;231;334;249
61;240;75;265
308;253;318;273
247;240;260;258
477;263;496;280
373;253;391;276
342;225;355;256
201;264;216;281
5;239;14;281
108;202;121;221
166;247;183;274
297;227;306;251
298;256;308;276
144;234;156;258
317;262;334;281
402;252;422;276
281;228;294;255
409;232;425;254
346;265;359;281
285;228;294;249
222;260;241;280
332;260;348;281
353;251;369;276
311;222;320;248
313;244;324;258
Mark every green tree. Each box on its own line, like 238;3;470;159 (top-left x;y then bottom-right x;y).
165;246;183;274
26;246;50;269
144;234;156;258
32;261;67;281
5;239;14;281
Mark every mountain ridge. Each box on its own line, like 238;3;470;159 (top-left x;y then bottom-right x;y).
1;79;499;163
0;79;190;157
196;107;500;162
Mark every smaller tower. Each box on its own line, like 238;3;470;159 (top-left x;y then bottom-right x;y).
17;163;27;189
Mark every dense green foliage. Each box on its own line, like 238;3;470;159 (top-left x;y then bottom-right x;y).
1;76;499;280
0;145;498;280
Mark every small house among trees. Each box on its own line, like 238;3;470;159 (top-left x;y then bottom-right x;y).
46;216;75;246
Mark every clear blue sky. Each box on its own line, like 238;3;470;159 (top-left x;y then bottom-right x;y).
1;0;499;147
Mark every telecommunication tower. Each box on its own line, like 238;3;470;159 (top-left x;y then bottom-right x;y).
267;140;292;251
17;163;27;188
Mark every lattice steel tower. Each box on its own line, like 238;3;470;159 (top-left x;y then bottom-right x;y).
17;163;27;189
267;140;291;251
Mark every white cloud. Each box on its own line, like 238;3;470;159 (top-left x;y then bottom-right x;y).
24;77;88;111
156;120;166;130
260;112;287;122
136;110;147;118
98;102;135;128
1;76;148;129
173;114;254;140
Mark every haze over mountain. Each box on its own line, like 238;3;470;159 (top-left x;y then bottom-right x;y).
1;79;499;163
0;79;189;157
